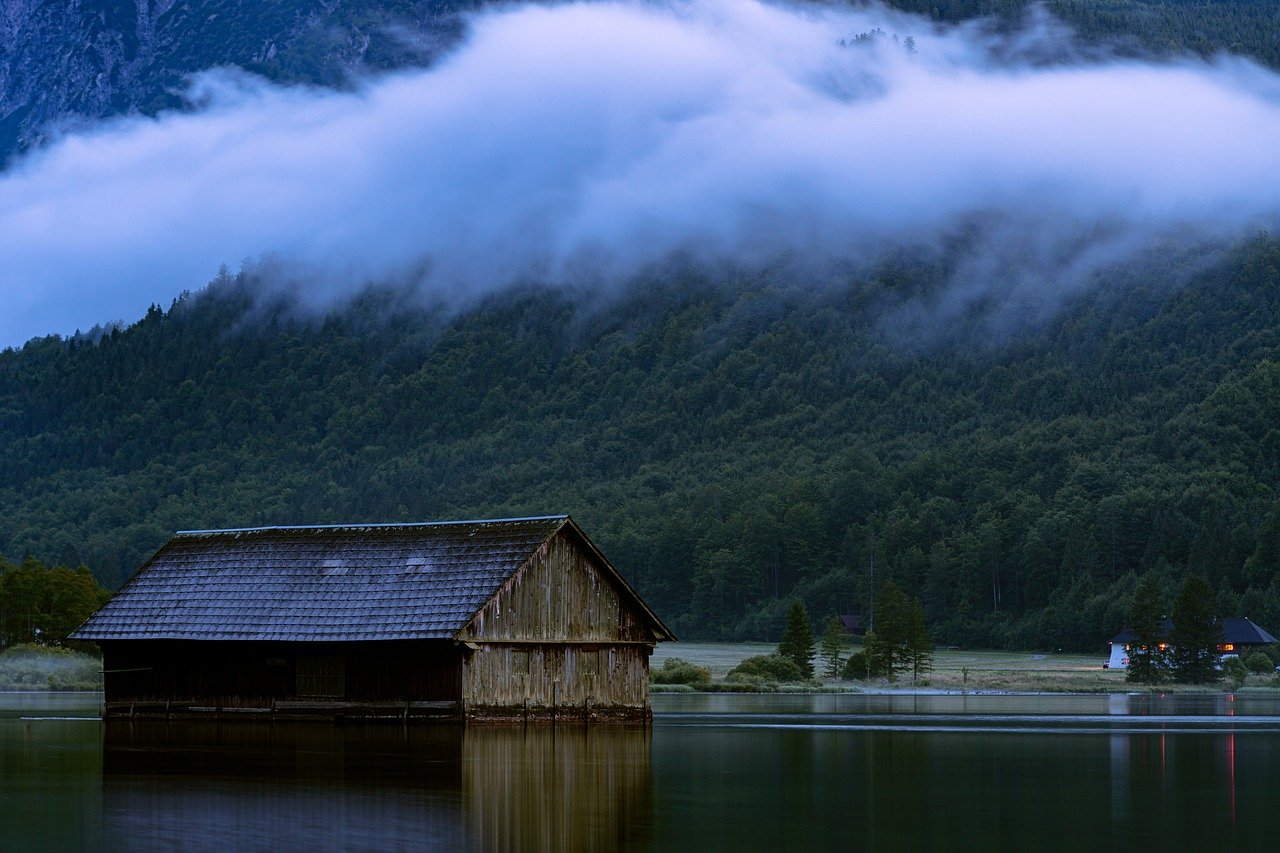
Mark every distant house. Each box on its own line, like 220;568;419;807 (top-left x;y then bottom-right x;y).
839;614;866;636
1106;617;1277;669
71;515;674;723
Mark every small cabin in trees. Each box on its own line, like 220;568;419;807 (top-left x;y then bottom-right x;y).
1106;617;1277;669
71;516;674;723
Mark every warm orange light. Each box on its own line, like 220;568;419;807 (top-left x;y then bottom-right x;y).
1158;644;1169;651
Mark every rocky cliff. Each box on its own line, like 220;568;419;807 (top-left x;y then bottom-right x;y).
0;0;464;164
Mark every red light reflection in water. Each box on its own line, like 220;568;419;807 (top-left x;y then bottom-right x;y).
1228;695;1236;825
1228;731;1237;826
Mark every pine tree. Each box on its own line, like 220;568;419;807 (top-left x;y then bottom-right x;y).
869;581;913;682
905;597;934;685
777;600;816;678
820;616;846;678
1170;573;1222;684
861;629;887;678
1126;573;1167;684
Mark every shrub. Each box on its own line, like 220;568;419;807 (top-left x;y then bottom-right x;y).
727;654;806;683
1244;650;1273;674
1223;656;1248;689
841;650;871;680
0;643;102;691
650;683;695;693
651;657;711;685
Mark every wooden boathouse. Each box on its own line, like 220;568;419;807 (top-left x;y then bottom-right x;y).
71;515;674;723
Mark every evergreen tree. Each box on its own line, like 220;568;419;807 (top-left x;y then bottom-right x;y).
1170;573;1222;684
870;581;914;682
905;597;934;685
820;616;846;678
1126;573;1167;684
862;629;888;678
777;600;816;678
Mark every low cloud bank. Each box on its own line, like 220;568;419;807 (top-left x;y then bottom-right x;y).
4;0;1280;345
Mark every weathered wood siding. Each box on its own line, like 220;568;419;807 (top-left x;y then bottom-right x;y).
461;644;650;721
460;529;654;643
458;529;655;720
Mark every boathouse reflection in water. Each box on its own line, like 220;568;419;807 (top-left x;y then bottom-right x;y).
102;723;651;851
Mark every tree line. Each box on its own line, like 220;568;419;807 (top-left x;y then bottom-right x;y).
4;235;1280;651
0;557;112;649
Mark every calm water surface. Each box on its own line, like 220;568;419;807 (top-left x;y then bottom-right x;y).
4;691;1279;851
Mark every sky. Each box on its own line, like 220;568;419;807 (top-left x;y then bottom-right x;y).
3;0;1280;346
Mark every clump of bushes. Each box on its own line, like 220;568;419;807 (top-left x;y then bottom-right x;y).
651;657;712;686
1224;656;1249;689
841;650;872;680
0;644;102;690
726;654;806;684
1244;650;1273;675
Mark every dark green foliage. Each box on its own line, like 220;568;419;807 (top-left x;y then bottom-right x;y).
0;557;111;649
1244;650;1273;675
883;0;1280;70
841;650;871;681
650;658;711;686
1126;573;1167;684
820;616;846;678
727;654;806;684
905;598;934;685
5;236;1280;650
867;581;933;682
1170;574;1222;684
777;601;816;678
1223;655;1248;689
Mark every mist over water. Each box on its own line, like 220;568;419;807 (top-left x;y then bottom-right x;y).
4;0;1280;346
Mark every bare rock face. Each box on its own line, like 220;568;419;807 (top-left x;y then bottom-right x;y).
0;0;465;164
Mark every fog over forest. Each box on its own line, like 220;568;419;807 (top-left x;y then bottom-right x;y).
4;0;1280;345
6;1;1280;650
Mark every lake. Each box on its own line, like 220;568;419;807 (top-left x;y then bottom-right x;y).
4;691;1279;850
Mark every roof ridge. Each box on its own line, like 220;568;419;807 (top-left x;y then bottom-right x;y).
174;515;569;536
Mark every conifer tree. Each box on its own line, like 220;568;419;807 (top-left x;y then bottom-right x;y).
905;597;934;685
1170;573;1222;684
820;616;846;678
777;600;816;678
1126;573;1167;684
869;581;914;682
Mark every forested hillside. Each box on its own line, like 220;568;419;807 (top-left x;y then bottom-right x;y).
6;0;1280;651
5;235;1280;650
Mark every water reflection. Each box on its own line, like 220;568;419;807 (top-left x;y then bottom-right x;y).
101;723;650;852
649;693;1280;850
7;692;1280;851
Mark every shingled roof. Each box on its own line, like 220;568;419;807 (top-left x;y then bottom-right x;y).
72;515;666;642
1110;617;1278;646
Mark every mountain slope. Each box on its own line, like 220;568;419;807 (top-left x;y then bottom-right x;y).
4;237;1280;648
6;1;1280;164
0;0;467;162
